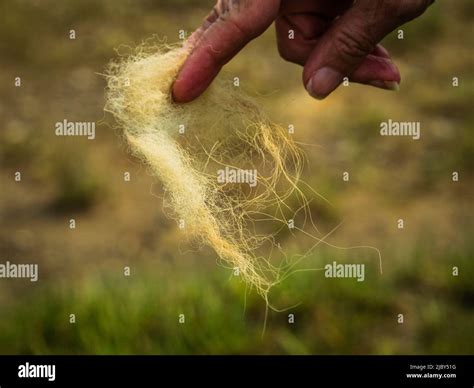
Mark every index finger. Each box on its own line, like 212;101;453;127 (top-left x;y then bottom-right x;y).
172;0;280;103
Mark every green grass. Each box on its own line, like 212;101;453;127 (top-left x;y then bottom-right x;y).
1;243;472;355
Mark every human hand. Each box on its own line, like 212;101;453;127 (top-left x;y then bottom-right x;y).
172;0;434;102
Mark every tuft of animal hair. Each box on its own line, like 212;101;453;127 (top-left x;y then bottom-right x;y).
105;41;312;298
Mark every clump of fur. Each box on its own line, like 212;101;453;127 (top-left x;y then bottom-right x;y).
105;42;306;297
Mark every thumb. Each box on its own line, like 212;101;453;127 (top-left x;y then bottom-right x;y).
172;0;280;103
303;0;434;99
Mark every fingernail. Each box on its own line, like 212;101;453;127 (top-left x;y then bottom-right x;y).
368;80;400;91
306;67;344;99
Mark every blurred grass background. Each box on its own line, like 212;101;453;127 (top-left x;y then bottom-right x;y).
0;0;473;354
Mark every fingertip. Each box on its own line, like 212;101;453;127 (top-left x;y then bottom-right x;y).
171;68;203;104
171;80;190;104
367;80;400;91
171;49;223;104
171;77;210;104
350;55;401;85
305;67;344;99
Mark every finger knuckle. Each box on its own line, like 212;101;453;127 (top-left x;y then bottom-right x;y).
213;0;279;37
334;27;375;61
212;1;255;37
